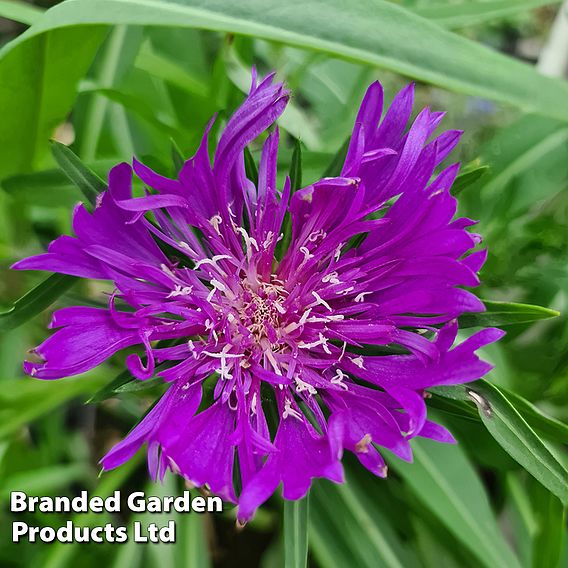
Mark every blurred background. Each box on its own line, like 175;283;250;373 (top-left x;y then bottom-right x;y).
1;1;568;567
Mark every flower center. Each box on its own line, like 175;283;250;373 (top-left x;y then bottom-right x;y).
233;277;288;347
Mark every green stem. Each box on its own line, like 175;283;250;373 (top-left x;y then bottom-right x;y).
284;493;310;568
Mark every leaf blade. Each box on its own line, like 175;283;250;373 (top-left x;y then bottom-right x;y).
51;140;107;206
0;273;77;332
468;381;568;506
459;300;560;328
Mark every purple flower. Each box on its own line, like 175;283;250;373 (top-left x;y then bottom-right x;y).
13;71;503;521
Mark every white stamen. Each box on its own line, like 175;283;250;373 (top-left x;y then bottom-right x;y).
202;347;244;359
334;243;344;261
320;332;332;355
160;263;176;277
263;231;275;249
311;291;332;312
194;255;232;270
209;215;223;235
274;301;286;315
306;314;344;323
295;376;317;395
283;398;302;421
179;241;196;255
299;246;313;262
264;349;282;376
187;339;199;359
210;279;227;292
355;292;372;303
206;288;216;303
251;392;257;415
236;227;259;259
298;333;331;354
331;369;349;391
322;271;341;285
299;308;312;325
307;229;326;242
351;356;366;369
429;188;444;198
167;284;194;298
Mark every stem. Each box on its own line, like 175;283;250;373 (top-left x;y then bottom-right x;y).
284;494;310;568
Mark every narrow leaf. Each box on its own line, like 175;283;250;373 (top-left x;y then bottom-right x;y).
87;368;165;404
389;437;522;568
0;0;43;26
0;273;77;332
171;137;185;175
459;300;560;328
289;138;302;191
430;381;568;445
7;0;568;124
51;140;107;206
243;146;258;187
467;381;568;505
531;482;566;568
451;163;490;195
414;1;561;30
277;138;302;259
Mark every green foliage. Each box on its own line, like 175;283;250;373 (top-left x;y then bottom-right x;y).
284;497;309;568
0;1;567;567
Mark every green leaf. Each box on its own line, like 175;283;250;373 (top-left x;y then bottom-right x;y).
500;388;568;445
78;25;140;161
474;115;568;218
451;162;490;196
51;140;107;206
135;39;209;98
277;138;302;259
467;381;568;506
427;394;480;422
458;300;560;328
430;381;568;446
311;476;416;568
0;464;89;500
43;454;143;568
0;0;44;25
289;138;302;192
80;85;181;139
0;25;107;179
87;368;165;404
1;159;117;207
0;273;78;332
389;437;522;568
243;146;259;187
0;372;107;439
284;494;309;568
531;482;566;568
323;136;350;178
171;138;185;175
6;0;568;123
413;1;561;29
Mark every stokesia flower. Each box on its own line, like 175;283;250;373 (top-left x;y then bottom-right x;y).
13;70;503;521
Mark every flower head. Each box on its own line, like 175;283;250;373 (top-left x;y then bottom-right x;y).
13;71;503;521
